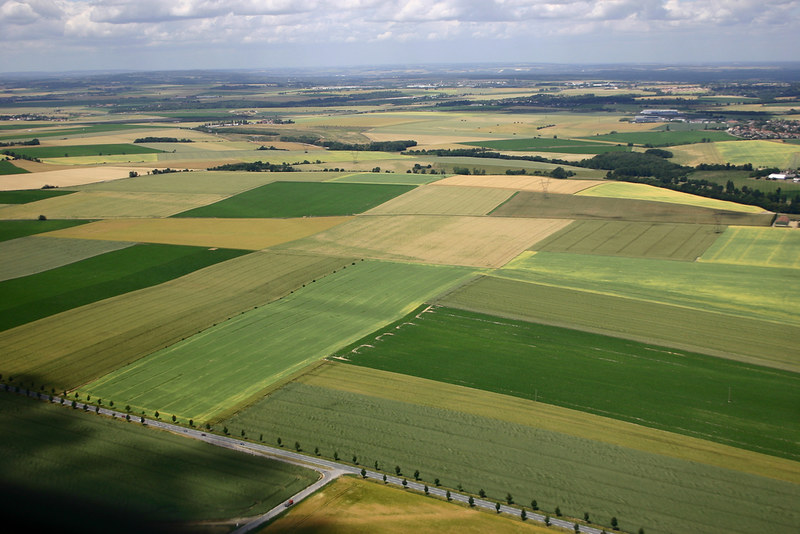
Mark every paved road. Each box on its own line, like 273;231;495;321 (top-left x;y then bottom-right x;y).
5;386;608;534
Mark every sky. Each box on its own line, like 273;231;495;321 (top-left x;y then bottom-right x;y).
1;0;799;73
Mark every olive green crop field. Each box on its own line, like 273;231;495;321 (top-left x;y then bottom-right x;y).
440;276;800;372
0;251;354;392
463;137;631;154
2;143;163;158
532;220;720;260
0;393;316;533
336;306;799;460
587;130;736;145
226;363;800;534
0;219;91;242
0;243;247;332
79;260;475;423
489;191;773;225
172;181;415;218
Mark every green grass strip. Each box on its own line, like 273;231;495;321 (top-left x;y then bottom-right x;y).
0;189;74;203
0;159;29;175
2;143;163;158
0;243;248;332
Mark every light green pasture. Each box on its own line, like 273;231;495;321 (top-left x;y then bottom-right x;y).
699;226;800;269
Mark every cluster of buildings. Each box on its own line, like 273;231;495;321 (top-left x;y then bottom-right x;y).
633;109;683;123
727;119;800;140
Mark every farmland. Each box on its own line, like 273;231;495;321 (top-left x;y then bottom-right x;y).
531;220;721;260
226;362;800;534
0;251;356;391
264;475;553;534
2;143;163;159
1;70;799;534
336;306;800;459
0;243;247;331
578;181;767;213
489;191;773;225
365;184;514;216
699;226;800;268
0;159;28;175
463;137;631;154
173;181;415;218
78;260;475;422
44;216;352;249
278;214;571;267
495;251;797;326
0;393;316;533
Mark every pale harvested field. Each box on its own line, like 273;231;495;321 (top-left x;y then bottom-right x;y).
578;182;766;213
0;166;154;190
1;160;73;173
305;363;800;485
432;175;605;194
279;214;572;268
0;191;226;219
46;216;353;250
365;184;513;216
0;236;134;282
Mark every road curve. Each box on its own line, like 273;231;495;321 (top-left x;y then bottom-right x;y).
5;386;609;534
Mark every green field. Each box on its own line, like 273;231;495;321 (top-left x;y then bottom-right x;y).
337;306;800;459
0;243;247;332
496;251;797;326
463;137;631;154
490;191;773;225
0;159;29;175
0;236;134;282
586;130;736;146
0;251;355;391
172;181;415;218
226;363;800;534
0;189;74;203
79;260;475;422
699;226;800;268
688;170;800;193
440;276;799;372
0;124;158;141
2;143;164;158
0;219;92;242
0;393;316;533
532;220;721;260
714;140;800;169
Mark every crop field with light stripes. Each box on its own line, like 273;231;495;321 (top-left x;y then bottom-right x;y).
532;220;721;260
365;184;513;216
578;182;765;213
78;260;475;422
699;226;800;268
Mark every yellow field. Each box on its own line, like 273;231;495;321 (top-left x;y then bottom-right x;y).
278;214;571;268
669;142;724;166
263;476;553;534
45;216;353;250
365;184;514;216
0;191;227;219
715;140;800;169
0;166;154;190
303;363;800;485
578;182;766;213
699;226;800;269
432;175;604;194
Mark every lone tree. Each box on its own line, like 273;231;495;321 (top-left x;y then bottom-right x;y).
585;512;590;522
383;474;387;484
611;516;619;531
446;490;452;501
315;447;320;456
495;502;501;513
352;454;358;464
434;478;440;486
574;523;580;533
154;410;159;419
295;441;301;451
531;499;538;511
479;489;486;498
506;493;514;505
277;437;282;447
424;485;429;495
545;515;551;526
402;478;408;488
361;468;367;479
395;465;402;476
333;451;339;461
521;509;527;521
556;506;562;517
172;414;177;423
414;469;420;481
468;496;475;507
